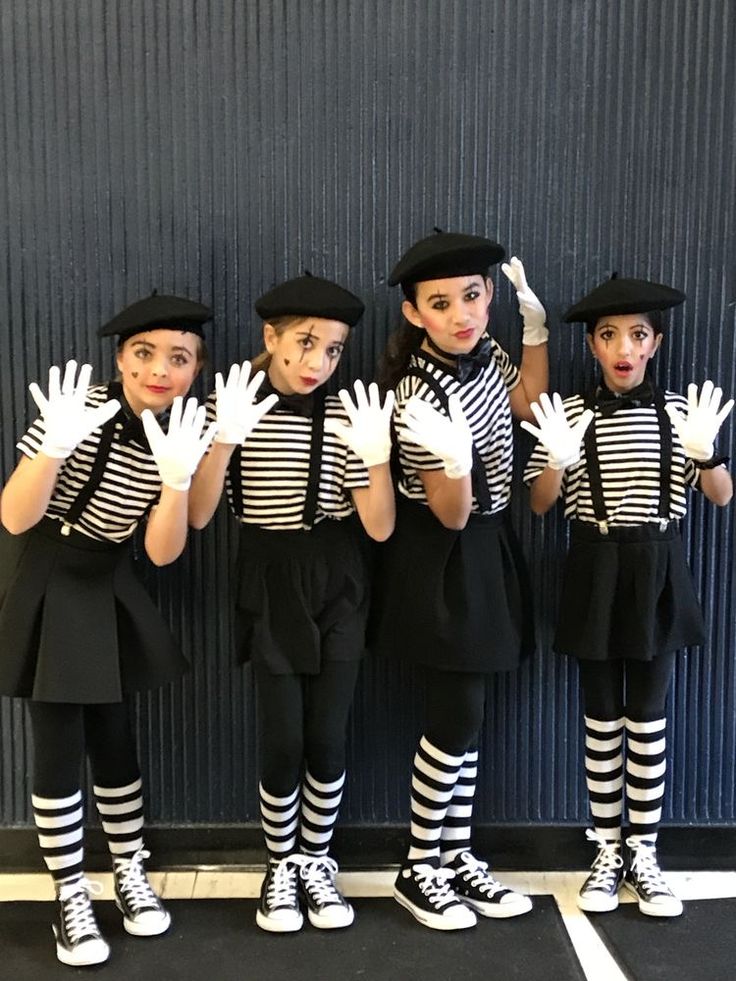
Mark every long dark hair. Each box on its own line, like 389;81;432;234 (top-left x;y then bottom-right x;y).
377;320;424;394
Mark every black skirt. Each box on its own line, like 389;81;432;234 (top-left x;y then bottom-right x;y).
554;520;706;662
0;518;188;703
371;498;534;673
234;514;370;675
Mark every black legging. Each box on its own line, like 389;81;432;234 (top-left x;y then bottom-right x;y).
28;701;140;798
577;651;677;722
424;669;487;756
255;659;361;796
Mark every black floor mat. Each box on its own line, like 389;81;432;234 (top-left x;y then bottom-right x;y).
0;895;584;980
588;897;736;981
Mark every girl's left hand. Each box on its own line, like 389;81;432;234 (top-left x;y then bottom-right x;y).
501;256;549;346
142;397;218;490
324;381;395;467
665;380;734;461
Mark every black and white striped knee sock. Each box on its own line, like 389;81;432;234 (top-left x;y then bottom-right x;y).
626;717;666;842
259;782;300;859
585;716;624;841
407;736;464;865
93;777;144;859
440;748;478;865
32;790;85;889
299;770;345;857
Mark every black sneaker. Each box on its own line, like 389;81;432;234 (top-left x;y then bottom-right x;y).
298;855;354;929
577;831;624;913
623;837;682;917
393;863;477;930
53;878;110;967
113;848;171;936
444;851;532;918
256;856;303;932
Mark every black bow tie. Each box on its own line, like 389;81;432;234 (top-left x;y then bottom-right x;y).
257;378;315;418
424;335;492;383
596;380;654;417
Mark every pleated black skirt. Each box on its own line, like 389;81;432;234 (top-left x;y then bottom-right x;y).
554;520;706;662
0;517;188;703
371;498;534;673
234;513;370;675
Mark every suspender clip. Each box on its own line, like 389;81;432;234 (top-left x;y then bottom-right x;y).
597;520;609;536
60;522;71;537
659;518;669;532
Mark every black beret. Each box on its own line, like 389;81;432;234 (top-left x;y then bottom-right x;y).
563;276;686;324
98;293;213;340
388;230;505;287
254;274;364;327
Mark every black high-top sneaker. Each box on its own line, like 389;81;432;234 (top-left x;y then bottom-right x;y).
577;830;624;913
393;862;477;930
444;850;532;918
53;878;110;967
623;837;683;917
256;856;303;932
298;855;354;929
113;848;171;936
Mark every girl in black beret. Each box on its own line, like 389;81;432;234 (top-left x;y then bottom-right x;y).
374;230;549;930
0;296;216;966
523;276;733;918
189;274;395;934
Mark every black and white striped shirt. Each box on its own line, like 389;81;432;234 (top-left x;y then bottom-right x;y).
523;392;700;526
205;393;371;530
17;384;163;543
393;340;520;515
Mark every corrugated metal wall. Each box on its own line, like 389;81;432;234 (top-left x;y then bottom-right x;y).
1;0;734;829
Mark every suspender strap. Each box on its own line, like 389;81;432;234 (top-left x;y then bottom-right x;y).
405;366;492;512
582;391;609;530
228;445;244;518
61;381;122;532
653;386;672;520
302;389;326;529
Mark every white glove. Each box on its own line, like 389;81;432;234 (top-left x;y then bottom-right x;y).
214;361;278;445
29;360;121;459
501;256;549;346
520;393;594;471
324;380;395;467
665;380;734;461
401;393;473;479
142;396;218;491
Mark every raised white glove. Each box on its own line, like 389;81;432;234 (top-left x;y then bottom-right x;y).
29;360;121;459
324;380;395;467
142;396;218;491
501;256;549;346
520;392;594;471
401;393;473;479
664;380;734;461
214;361;278;445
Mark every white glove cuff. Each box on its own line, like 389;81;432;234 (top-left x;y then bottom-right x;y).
161;475;192;492
360;448;392;468
40;441;72;460
214;428;245;446
522;322;550;346
444;459;473;479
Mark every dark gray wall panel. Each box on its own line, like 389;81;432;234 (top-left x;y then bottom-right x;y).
1;0;734;830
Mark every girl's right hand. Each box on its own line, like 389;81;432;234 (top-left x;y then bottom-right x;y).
29;360;121;459
400;394;473;479
324;380;395;467
520;392;593;470
213;361;278;445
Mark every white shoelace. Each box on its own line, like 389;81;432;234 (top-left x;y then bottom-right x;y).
625;837;671;895
585;830;623;889
58;878;104;944
299;856;342;906
452;851;506;897
410;865;459;910
114;848;160;912
265;857;300;909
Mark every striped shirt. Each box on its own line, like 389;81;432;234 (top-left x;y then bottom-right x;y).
523;392;700;526
205;393;371;530
393;339;520;515
17;384;163;543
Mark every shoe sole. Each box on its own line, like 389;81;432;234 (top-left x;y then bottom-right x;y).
307;906;355;930
55;939;110;967
621;881;683;917
461;895;533;918
115;899;172;936
393;888;477;931
256;909;304;932
576;893;620;913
